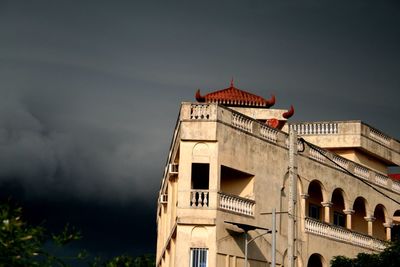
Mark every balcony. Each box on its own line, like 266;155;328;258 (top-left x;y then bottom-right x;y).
189;190;255;216
305;217;387;251
289;121;400;167
218;192;255;216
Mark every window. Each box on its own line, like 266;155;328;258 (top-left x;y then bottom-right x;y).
191;163;209;189
191;163;210;207
333;212;346;227
309;204;321;220
392;225;400;241
190;248;208;267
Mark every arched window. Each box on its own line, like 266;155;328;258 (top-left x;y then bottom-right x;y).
307;181;324;220
331;188;346;227
307;253;324;267
352;197;368;235
373;204;386;240
392;210;400;241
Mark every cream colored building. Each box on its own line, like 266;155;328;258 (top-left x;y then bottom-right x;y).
156;83;400;267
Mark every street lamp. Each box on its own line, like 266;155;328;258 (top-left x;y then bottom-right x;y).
260;209;289;267
224;221;271;267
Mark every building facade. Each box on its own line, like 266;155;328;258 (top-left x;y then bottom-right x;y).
156;83;400;267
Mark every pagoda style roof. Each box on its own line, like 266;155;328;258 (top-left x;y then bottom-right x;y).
195;81;275;108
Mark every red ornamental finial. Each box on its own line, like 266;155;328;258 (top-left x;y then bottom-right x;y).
283;105;295;119
230;77;234;87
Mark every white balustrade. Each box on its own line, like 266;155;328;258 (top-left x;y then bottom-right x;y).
232;113;253;133
392;181;400;192
260;125;278;143
190;104;211;120
218;192;255;216
375;173;388;186
292;122;338;135
305;217;386;251
354;165;370;179
190;190;209;207
332;155;350;170
309;147;326;163
369;128;391;146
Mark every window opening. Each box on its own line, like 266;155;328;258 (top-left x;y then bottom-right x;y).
191;163;209;189
190;248;208;267
191;163;209;207
309;204;321;220
333;211;346;227
392;225;400;241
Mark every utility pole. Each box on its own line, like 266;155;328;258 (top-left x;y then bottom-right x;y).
244;232;248;267
288;127;298;267
272;208;276;267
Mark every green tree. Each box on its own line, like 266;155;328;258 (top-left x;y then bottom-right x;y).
133;254;155;267
90;254;155;267
0;202;84;267
0;202;155;267
331;241;400;267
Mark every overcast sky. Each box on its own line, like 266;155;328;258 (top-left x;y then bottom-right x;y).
0;0;399;260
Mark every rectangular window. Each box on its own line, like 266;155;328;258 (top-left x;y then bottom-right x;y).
190;248;208;267
333;212;346;227
191;163;209;189
309;204;321;220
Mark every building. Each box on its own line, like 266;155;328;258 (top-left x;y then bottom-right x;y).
156;82;400;267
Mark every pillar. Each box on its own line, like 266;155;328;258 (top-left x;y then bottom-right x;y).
343;209;354;230
365;216;376;236
321;201;333;223
383;221;393;241
300;194;309;218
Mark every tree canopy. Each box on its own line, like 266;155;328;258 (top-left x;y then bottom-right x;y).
331;241;400;267
0;202;154;267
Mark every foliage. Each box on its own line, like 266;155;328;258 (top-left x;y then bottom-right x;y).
331;241;400;267
90;254;155;267
0;202;155;267
0;202;83;267
132;254;155;267
330;255;353;267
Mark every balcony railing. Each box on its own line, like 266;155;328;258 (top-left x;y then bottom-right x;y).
305;217;387;251
369;127;391;146
190;190;209;207
218;192;255;216
291;122;339;135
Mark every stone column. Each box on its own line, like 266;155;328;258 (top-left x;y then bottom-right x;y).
365;216;376;236
300;194;309;218
383;221;393;241
343;209;354;230
321;201;333;223
300;194;309;232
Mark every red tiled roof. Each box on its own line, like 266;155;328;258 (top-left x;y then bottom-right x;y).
389;174;400;181
195;81;275;108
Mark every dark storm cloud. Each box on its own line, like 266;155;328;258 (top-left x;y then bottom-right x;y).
0;61;173;202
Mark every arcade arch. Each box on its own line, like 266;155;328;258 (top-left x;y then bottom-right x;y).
307;253;325;267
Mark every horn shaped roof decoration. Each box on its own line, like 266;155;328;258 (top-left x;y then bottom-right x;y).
282;105;295;119
195;82;275;108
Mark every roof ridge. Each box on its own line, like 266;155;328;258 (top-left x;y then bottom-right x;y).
196;84;275;108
